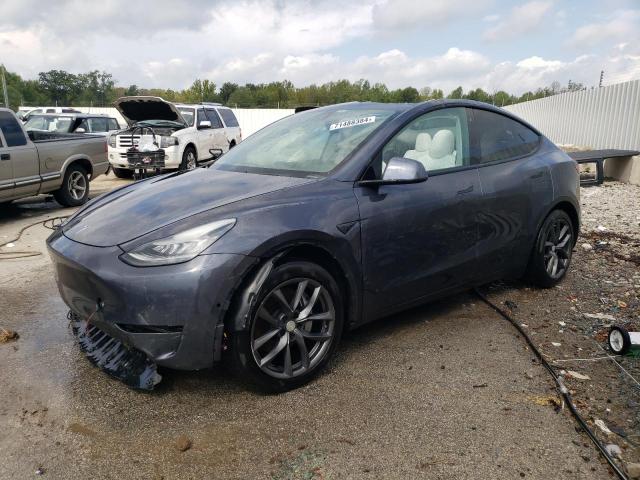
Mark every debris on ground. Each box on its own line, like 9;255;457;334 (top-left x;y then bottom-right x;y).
605;444;622;458
626;462;640;479
176;435;192;452
35;467;45;475
594;419;612;435
565;370;591;380
0;328;19;343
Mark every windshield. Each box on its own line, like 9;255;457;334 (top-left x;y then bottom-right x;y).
214;106;399;176
24;115;74;133
178;108;195;126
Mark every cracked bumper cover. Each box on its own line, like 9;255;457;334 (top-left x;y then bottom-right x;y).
47;228;254;371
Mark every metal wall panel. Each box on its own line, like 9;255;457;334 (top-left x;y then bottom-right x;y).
504;80;640;150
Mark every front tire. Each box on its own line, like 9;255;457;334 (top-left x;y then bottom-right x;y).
54;164;89;207
525;209;575;288
179;146;197;171
230;261;344;392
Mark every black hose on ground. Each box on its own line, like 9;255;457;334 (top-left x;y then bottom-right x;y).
0;216;68;260
474;288;628;480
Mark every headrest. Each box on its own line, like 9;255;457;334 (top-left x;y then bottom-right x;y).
415;132;431;152
430;130;455;159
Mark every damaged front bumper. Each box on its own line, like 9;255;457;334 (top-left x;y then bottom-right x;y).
47;228;255;388
69;311;161;390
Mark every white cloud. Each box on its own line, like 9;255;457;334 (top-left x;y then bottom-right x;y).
483;1;553;41
372;0;493;30
568;10;640;48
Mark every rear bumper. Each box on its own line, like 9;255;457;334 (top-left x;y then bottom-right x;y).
47;228;253;370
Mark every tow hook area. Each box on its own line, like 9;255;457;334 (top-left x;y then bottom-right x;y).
68;311;162;391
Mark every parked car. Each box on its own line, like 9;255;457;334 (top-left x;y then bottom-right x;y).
20;106;82;122
0;108;108;206
48;100;580;391
107;97;242;178
24;113;121;137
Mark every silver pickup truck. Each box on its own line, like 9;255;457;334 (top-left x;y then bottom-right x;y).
0;108;108;207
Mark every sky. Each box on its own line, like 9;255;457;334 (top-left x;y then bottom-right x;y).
1;0;639;95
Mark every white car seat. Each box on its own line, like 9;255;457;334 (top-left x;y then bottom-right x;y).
404;132;431;162
424;130;456;170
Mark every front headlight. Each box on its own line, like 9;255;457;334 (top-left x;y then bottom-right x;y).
120;218;236;267
160;136;179;148
108;135;116;148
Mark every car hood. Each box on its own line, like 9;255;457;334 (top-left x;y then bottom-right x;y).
63;169;317;247
114;96;186;125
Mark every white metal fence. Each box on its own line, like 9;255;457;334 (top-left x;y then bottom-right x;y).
74;106;294;138
504;80;640;150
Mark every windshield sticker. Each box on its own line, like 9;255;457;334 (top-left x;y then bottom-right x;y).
329;116;376;131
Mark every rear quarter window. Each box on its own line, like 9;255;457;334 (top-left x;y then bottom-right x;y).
0;111;27;147
469;108;539;164
218;109;239;127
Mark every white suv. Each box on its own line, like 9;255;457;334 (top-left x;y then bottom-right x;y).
107;96;242;178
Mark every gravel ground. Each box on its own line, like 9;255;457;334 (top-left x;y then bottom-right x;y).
0;175;637;479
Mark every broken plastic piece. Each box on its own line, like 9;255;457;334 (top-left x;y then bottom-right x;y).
69;311;162;390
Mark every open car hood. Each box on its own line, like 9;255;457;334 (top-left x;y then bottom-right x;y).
114;96;186;126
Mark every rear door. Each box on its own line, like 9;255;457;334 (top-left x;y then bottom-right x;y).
205;108;228;154
217;108;241;143
355;107;481;319
0;110;39;198
468;107;551;279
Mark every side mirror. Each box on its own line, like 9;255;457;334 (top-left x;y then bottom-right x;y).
75;127;86;133
359;157;428;186
198;120;212;129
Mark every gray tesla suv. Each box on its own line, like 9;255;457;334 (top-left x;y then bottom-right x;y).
47;100;580;391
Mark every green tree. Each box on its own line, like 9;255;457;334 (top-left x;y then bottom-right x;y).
447;86;464;99
219;82;238;104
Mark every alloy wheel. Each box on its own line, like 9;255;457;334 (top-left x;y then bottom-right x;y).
68;171;87;200
543;217;572;279
250;278;336;379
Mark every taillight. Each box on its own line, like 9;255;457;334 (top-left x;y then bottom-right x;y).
104;141;108;153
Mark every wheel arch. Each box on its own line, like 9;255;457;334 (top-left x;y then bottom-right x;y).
221;240;361;336
63;155;94;179
538;198;580;243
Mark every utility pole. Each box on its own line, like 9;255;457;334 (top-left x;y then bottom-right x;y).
599;70;604;88
1;65;9;108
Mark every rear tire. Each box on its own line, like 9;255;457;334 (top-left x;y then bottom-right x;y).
525;209;575;288
112;167;134;179
229;261;344;393
54;164;89;207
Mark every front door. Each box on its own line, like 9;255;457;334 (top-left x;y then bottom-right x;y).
354;107;481;320
0;110;39;200
0;131;14;200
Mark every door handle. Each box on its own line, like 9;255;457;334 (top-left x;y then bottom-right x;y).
0;153;9;161
456;185;474;195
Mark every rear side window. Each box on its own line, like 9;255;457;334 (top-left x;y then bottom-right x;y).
205;109;223;128
469;109;539;164
218;108;239;127
0;111;27;146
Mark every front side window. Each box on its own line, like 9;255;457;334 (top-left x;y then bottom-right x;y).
108;118;119;130
376;107;470;177
469;109;539;164
0;111;27;146
215;107;400;176
88;117;108;132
